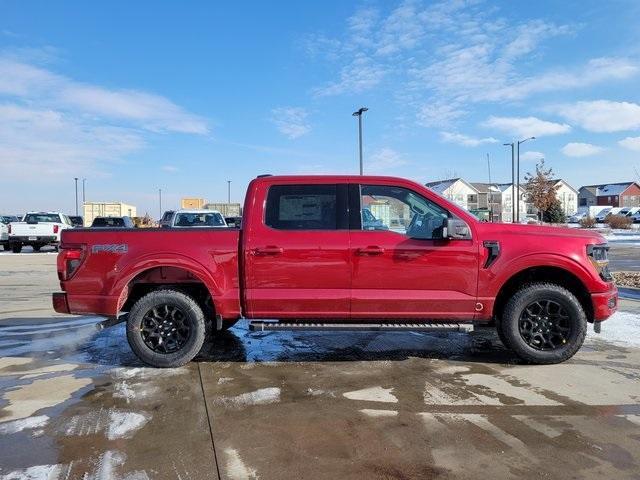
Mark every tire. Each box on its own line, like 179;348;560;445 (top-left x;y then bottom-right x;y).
2;244;8;251
499;283;587;364
11;243;22;253
126;289;207;368
32;244;41;252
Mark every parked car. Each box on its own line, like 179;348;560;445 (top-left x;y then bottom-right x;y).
91;216;135;228
595;208;612;222
171;209;227;228
568;212;587;223
68;216;84;227
1;215;19;251
224;216;242;228
630;211;640;223
54;175;618;368
624;207;640;217
9;212;73;252
159;210;175;228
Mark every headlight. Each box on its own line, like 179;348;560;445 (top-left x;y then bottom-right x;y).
587;244;612;281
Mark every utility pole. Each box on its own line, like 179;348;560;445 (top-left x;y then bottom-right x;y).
487;153;493;222
352;107;368;175
74;177;79;216
503;143;515;223
82;178;86;204
227;180;231;204
159;188;162;220
516;137;536;223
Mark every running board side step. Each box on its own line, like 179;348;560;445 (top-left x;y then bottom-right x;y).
249;321;474;333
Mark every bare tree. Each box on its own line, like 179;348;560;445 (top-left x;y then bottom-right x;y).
524;159;558;221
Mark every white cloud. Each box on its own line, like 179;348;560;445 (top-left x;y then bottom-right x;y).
520;151;545;161
305;2;639;127
0;52;209;180
271;107;311;139
483;116;571;138
618;136;640;152
0;104;143;179
0;56;208;134
561;142;604;157
552;100;640;133
367;148;407;173
440;131;498;147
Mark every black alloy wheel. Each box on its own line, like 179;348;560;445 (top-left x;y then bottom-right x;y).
140;304;192;354
518;299;571;351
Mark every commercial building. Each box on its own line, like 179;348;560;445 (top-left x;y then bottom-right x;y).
203;202;242;217
180;198;206;209
83;202;137;227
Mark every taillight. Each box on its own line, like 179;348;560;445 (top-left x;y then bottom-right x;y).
53;225;59;234
57;246;84;281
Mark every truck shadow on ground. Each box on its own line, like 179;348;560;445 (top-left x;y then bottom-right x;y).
0;316;521;368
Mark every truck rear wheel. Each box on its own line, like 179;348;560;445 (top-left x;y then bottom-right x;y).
11;242;22;253
498;283;587;364
32;244;41;252
126;289;206;368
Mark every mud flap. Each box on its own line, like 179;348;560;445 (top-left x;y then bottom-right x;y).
594;321;602;334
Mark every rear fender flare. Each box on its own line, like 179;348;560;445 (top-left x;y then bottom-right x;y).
113;253;223;314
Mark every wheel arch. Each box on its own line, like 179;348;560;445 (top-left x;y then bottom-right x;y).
493;265;594;323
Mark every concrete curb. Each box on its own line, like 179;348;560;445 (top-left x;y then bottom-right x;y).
618;286;640;301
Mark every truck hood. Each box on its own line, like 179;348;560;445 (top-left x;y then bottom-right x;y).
475;222;607;244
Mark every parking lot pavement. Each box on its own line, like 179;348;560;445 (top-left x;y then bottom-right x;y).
1;255;640;479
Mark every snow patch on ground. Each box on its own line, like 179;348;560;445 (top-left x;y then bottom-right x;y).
588;311;640;348
224;448;259;479
343;386;398;403
0;464;62;480
106;411;150;440
111;367;187;380
62;408;150;440
0;415;49;435
84;450;150;480
360;409;398;417
215;387;281;409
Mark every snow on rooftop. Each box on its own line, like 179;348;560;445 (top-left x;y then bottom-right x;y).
596;184;630;196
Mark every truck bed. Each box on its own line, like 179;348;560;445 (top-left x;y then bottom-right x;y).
59;227;241;318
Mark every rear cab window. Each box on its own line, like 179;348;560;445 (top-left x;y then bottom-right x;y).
25;213;62;223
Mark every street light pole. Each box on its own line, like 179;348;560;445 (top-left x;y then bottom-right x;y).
352;107;368;175
516;136;536;223
159;188;162;220
503;143;515;223
227;180;231;204
82;178;86;204
74;177;78;216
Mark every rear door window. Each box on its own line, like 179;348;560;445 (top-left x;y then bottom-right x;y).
265;184;340;230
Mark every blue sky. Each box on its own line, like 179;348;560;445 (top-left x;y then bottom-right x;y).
1;0;640;216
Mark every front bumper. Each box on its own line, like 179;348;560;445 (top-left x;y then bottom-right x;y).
591;283;618;321
52;292;70;314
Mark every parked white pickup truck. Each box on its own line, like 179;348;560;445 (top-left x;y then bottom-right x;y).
8;212;73;253
1;215;20;251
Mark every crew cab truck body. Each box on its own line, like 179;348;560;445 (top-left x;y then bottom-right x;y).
53;175;618;367
10;212;73;253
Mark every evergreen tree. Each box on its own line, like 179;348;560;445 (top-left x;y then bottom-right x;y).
543;199;566;223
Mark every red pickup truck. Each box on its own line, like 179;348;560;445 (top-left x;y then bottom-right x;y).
53;175;618;367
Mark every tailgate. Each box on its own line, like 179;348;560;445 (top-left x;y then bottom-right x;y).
10;223;54;236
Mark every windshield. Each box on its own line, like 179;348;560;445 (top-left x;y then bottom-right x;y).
1;216;18;224
92;217;125;227
174;212;225;227
25;213;61;223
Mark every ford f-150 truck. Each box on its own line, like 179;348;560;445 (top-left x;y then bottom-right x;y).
53;175;618;367
9;212;73;252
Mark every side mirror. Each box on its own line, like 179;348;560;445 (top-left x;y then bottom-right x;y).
443;218;471;240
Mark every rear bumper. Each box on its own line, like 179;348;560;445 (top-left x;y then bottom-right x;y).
591;283;618;321
10;236;58;244
52;292;70;314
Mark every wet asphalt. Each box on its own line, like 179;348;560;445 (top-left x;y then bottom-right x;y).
1;250;639;479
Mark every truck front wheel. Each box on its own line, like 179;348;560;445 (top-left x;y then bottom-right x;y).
498;283;587;364
126;289;206;368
